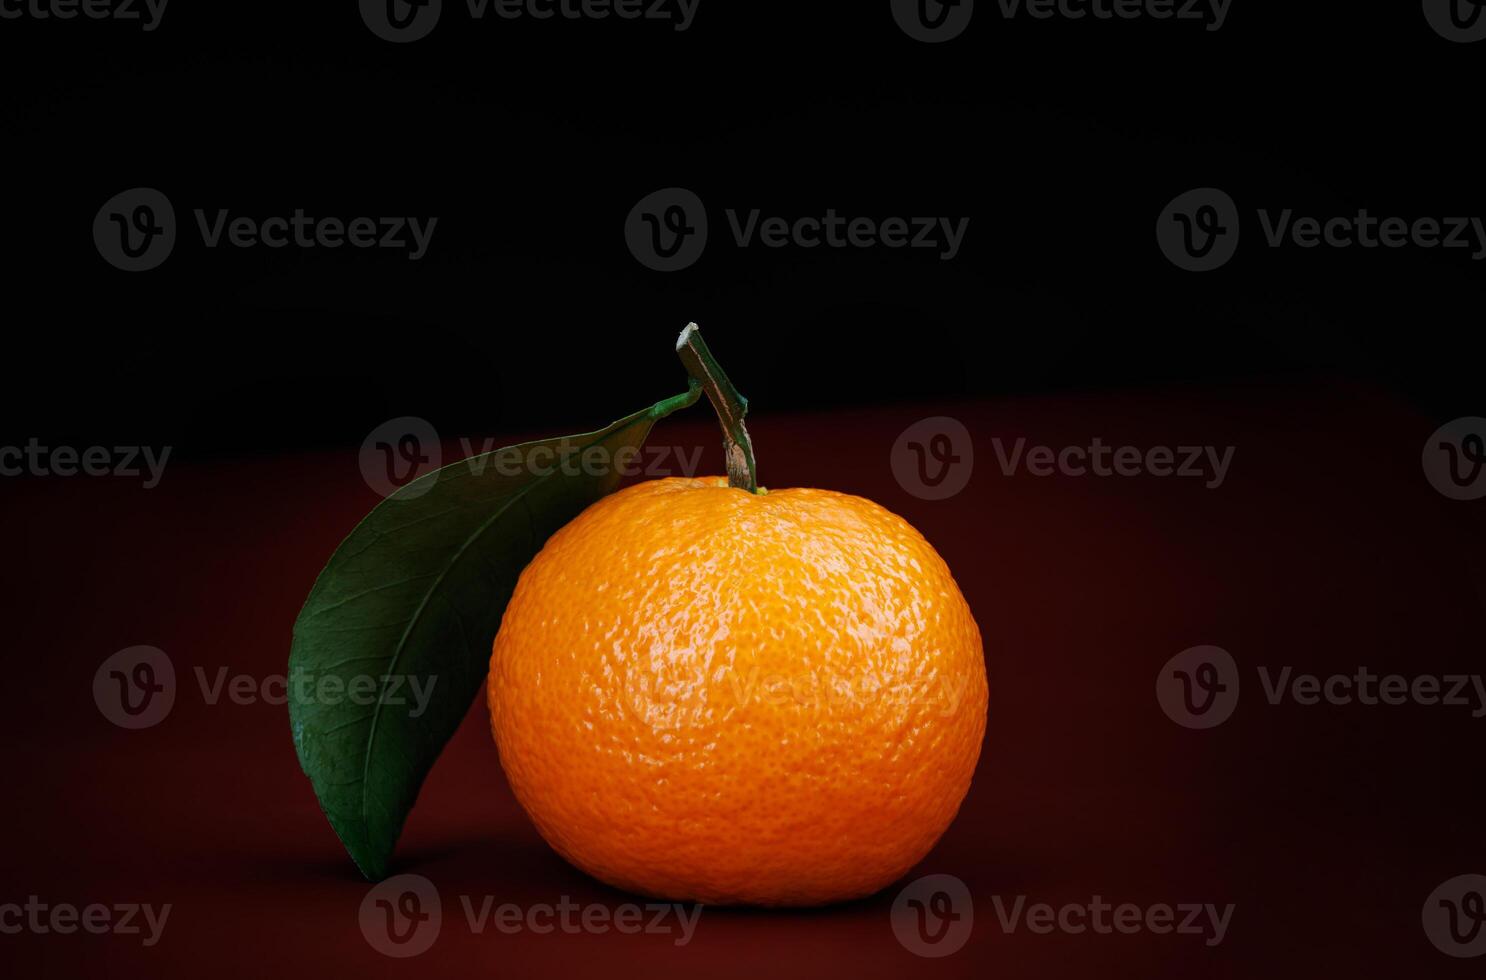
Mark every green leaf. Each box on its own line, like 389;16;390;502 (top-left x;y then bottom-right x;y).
289;385;702;880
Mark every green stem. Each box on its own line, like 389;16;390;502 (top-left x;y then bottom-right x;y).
675;323;759;493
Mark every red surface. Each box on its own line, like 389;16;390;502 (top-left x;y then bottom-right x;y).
2;381;1482;978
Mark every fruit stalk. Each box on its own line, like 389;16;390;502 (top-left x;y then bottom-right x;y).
675;323;759;493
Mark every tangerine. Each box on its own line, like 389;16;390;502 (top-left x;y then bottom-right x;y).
488;476;987;906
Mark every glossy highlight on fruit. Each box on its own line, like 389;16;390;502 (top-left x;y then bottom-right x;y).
488;476;988;906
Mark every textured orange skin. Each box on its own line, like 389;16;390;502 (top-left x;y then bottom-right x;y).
488;477;987;906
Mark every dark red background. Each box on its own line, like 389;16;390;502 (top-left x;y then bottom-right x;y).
3;381;1481;977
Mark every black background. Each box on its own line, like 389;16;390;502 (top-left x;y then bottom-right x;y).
3;5;1486;978
1;1;1481;457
